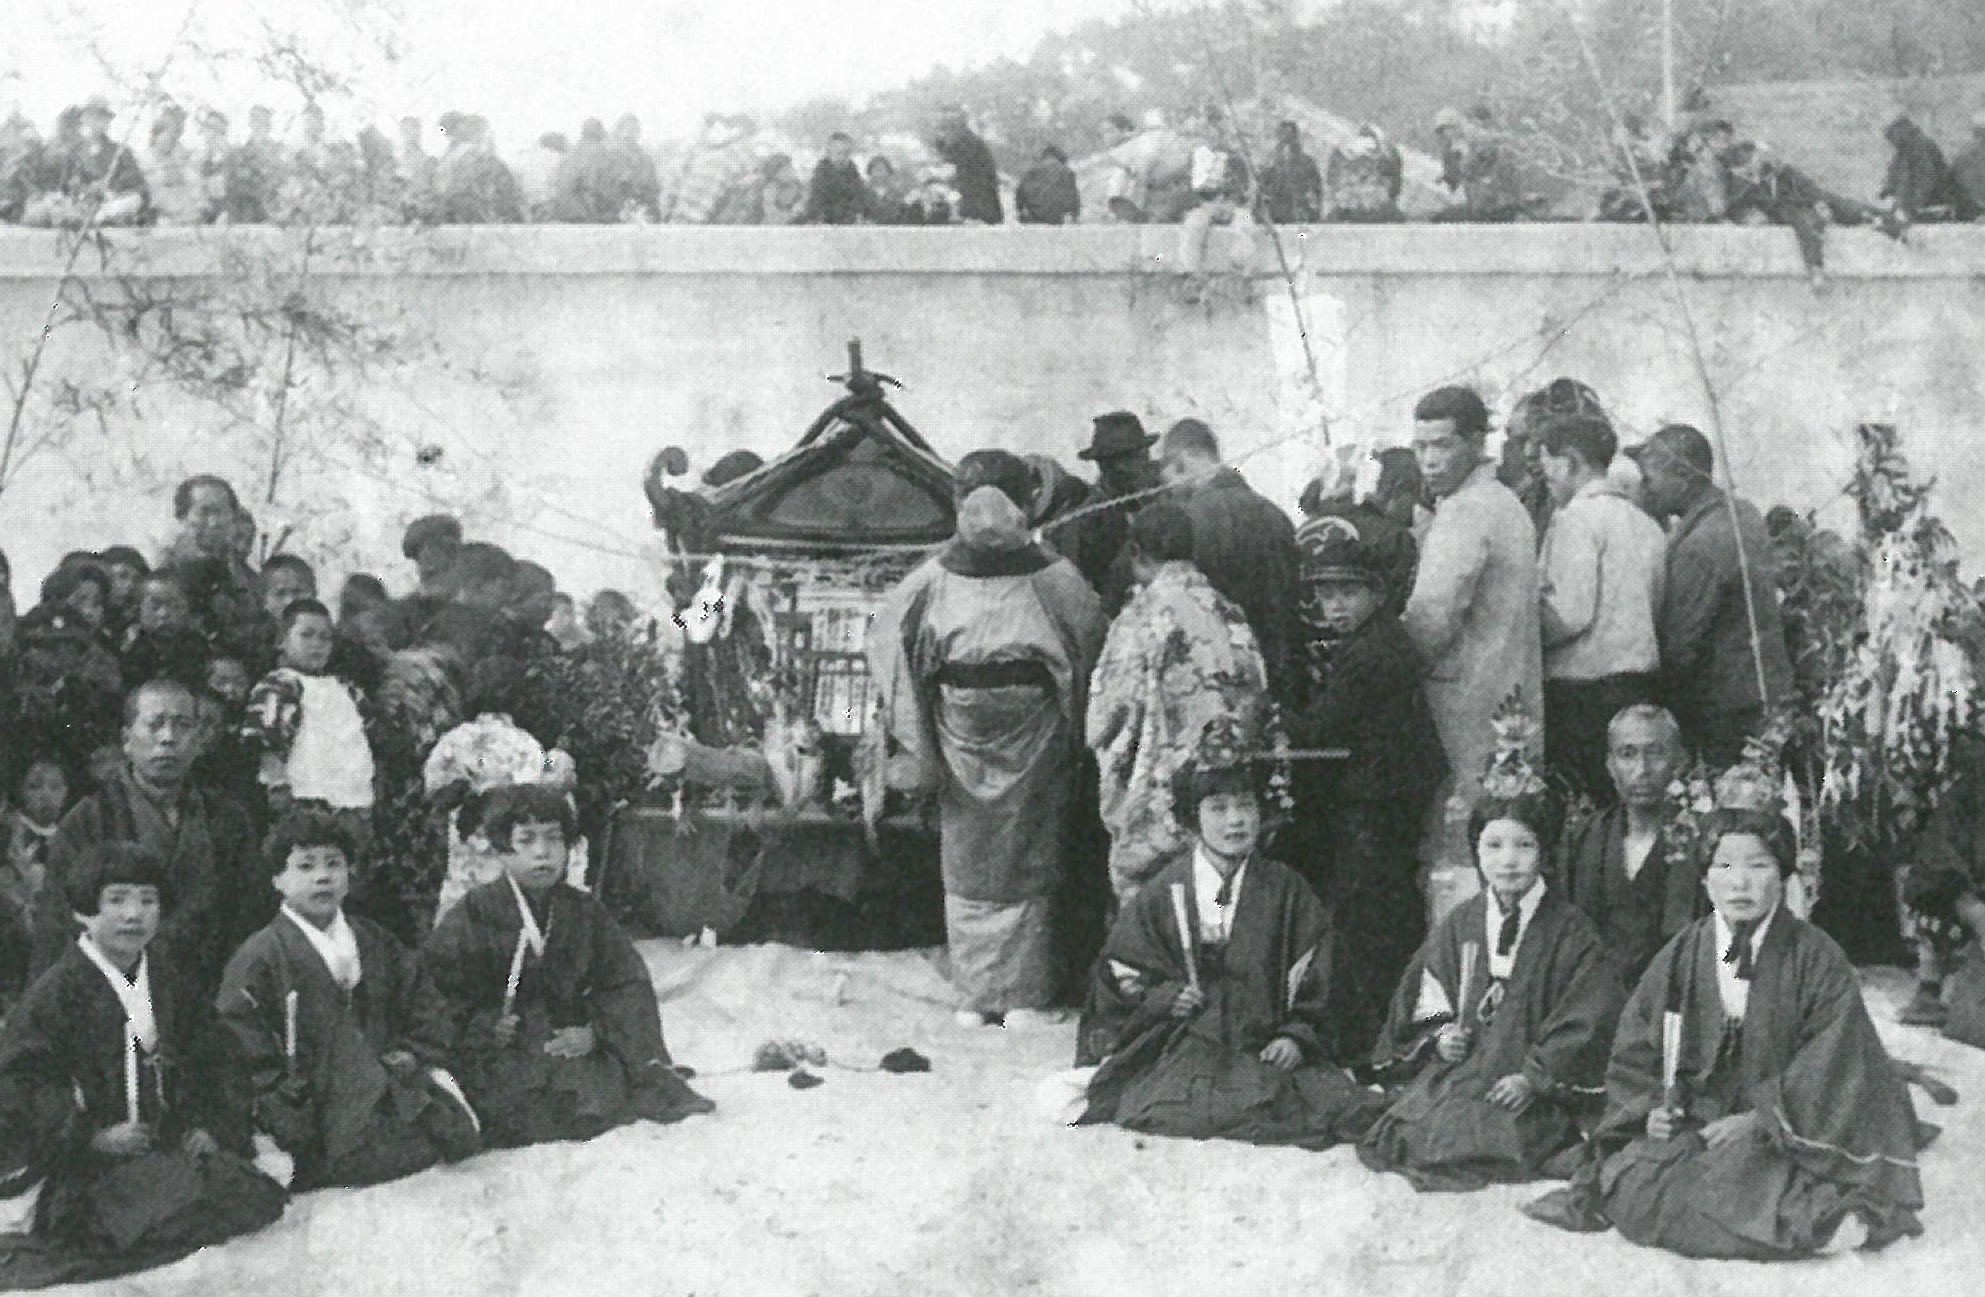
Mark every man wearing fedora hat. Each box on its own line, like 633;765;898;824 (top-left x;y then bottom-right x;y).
1060;412;1161;615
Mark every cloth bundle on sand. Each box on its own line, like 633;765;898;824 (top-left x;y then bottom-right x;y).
1075;853;1383;1148
1360;889;1622;1191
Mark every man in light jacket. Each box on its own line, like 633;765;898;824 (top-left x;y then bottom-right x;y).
1403;387;1542;913
1537;411;1667;801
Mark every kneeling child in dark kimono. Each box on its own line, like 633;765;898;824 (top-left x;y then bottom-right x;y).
216;805;481;1190
420;785;713;1148
1072;716;1385;1148
0;844;285;1290
1360;779;1623;1190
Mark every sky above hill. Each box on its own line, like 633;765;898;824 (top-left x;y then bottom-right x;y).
3;0;1142;141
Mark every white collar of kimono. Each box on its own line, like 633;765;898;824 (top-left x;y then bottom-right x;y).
1190;846;1247;945
1712;904;1777;961
1483;877;1545;926
507;872;549;958
76;934;157;1052
283;904;364;992
1483;877;1546;979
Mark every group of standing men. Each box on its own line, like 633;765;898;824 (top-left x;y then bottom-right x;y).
870;380;1794;1043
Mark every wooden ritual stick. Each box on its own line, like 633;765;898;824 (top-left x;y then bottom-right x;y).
124;1030;140;1125
1169;883;1201;994
283;990;300;1070
1457;941;1481;1031
501;928;529;1020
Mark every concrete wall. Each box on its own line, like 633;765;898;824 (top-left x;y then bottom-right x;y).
1;222;1982;605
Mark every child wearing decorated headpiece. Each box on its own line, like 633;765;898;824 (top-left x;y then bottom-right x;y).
1067;715;1386;1149
1360;694;1625;1191
1528;802;1929;1257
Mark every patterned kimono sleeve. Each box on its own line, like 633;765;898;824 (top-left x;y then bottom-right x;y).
241;669;306;760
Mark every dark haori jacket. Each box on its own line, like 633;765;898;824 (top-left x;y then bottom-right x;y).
0;944;284;1290
1585;913;1926;1259
216;912;480;1191
1075;853;1384;1149
1179;469;1305;700
420;879;711;1149
1287;613;1446;814
1361;889;1623;1191
1552;806;1703;987
31;770;258;995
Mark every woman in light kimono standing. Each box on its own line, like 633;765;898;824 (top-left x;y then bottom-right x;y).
872;455;1106;1028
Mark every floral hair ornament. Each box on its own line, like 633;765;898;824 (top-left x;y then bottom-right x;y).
1479;689;1547;801
1711;716;1820;915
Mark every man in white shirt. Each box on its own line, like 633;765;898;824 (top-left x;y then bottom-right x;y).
1536;411;1666;800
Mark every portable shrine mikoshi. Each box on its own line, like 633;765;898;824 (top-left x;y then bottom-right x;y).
617;342;953;948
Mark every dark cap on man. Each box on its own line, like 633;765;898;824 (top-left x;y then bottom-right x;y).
1626;423;1714;476
1079;412;1156;462
402;513;464;559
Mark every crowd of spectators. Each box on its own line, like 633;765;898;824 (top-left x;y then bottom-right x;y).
2;91;1983;248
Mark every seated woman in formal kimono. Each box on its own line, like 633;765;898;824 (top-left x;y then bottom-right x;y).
1359;768;1623;1191
420;785;713;1148
0;843;286;1290
217;805;481;1190
1528;809;1928;1258
1065;715;1385;1148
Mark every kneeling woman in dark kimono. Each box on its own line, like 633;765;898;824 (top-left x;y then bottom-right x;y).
421;785;713;1148
1070;717;1385;1148
217;806;482;1190
1359;781;1623;1190
1529;810;1927;1258
0;844;285;1290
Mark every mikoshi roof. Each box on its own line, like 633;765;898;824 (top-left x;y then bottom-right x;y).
699;345;957;557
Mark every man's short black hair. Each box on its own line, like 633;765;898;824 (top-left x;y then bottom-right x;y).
99;545;148;574
828;131;853;144
449;542;518;591
1538;413;1619;471
66;841;173;916
1130;502;1195;563
1106;113;1135;133
280;597;333;631
173;474;240;520
262;553;314;582
1160;418;1221;460
1645;422;1715;476
264;803;359;877
1413;386;1491;441
123;676;196;729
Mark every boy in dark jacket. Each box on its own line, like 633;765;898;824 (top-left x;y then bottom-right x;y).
216;806;479;1190
420;785;712;1148
1283;514;1448;1063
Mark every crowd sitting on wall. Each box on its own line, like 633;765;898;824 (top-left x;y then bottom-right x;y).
4;90;1983;239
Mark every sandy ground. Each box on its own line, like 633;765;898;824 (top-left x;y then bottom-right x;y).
60;942;1984;1297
